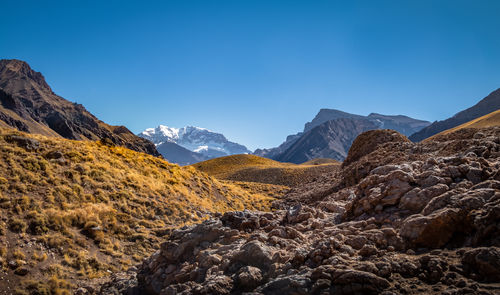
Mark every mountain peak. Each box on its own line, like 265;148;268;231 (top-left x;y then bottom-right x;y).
0;59;160;156
0;59;51;91
139;124;250;164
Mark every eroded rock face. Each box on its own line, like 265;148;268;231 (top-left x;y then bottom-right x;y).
103;127;500;295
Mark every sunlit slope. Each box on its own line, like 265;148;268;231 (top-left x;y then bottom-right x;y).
0;128;272;293
191;154;339;187
428;108;500;140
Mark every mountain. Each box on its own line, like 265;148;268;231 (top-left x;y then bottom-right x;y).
409;88;500;141
304;109;431;135
256;109;430;162
156;141;207;165
0;59;160;156
139;125;251;164
275;118;379;163
253;133;302;159
428;108;500;139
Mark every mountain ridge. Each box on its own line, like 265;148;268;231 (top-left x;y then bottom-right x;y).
409;88;500;141
0;59;160;156
256;109;430;163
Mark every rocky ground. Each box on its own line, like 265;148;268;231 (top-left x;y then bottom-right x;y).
100;127;500;295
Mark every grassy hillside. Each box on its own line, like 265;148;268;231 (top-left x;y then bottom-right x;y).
427;108;500;140
300;158;339;165
0;128;273;294
191;154;339;187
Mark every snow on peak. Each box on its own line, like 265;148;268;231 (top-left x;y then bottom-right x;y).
138;124;251;159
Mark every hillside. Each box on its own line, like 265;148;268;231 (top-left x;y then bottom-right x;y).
191;154;339;187
0;59;159;156
409;88;500;141
114;126;500;295
0;128;273;293
427;108;500;139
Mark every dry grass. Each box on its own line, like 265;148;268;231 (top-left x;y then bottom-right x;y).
427;108;500;140
192;154;339;187
222;180;290;199
0;127;274;293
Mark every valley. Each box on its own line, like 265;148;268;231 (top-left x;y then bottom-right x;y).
0;59;499;294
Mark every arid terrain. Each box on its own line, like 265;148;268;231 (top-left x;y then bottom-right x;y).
0;128;273;294
192;154;339;187
1;59;499;295
102;127;500;295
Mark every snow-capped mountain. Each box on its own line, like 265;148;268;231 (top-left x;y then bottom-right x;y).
139;125;250;164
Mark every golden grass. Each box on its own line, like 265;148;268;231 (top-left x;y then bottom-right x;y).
0;127;274;293
427;108;500;140
191;154;339;187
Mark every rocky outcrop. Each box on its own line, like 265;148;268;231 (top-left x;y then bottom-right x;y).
0;59;160;156
342;129;410;167
104;127;500;294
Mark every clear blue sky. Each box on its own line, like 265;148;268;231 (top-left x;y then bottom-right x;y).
1;0;500;150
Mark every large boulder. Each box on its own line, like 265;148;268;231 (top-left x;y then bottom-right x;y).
343;129;410;167
400;208;462;248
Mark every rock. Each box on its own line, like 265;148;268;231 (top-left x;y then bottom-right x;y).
233;240;274;270
260;273;311;295
286;204;313;224
333;269;390;294
14;267;29;276
235;266;263;289
399;184;449;213
400;208;462;248
343;129;410;167
196;275;233;294
345;236;368;250
5;135;39;150
359;244;378;257
418;175;444;188
44;150;64;159
466;168;483;184
462;247;500;282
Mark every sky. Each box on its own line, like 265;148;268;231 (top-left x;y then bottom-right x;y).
1;0;500;150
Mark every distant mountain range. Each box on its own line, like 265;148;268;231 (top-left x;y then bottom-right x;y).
0;59;160;156
4;59;499;166
139;125;251;165
409;88;500;141
255;110;431;163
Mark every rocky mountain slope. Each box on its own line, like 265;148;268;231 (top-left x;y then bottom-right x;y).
304;109;430;135
274;118;378;163
156;142;207;166
139;125;250;164
0;127;272;293
409;88;500;142
106;126;500;294
428;109;500;140
0;59;159;156
255;109;430;163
